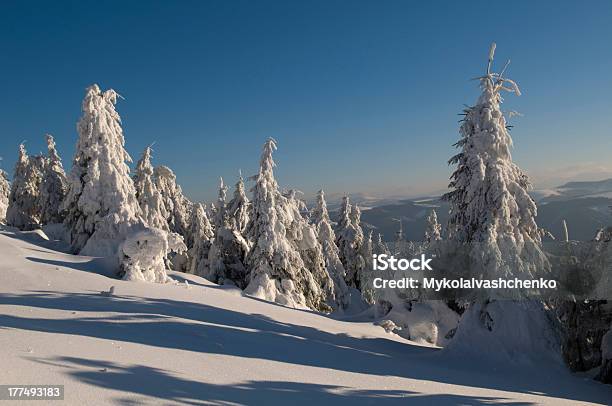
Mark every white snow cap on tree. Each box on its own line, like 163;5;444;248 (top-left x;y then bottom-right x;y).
134;146;169;231
38;134;67;225
6;144;45;230
442;43;549;280
62;84;144;256
424;209;442;243
244;138;330;310
0;169;9;223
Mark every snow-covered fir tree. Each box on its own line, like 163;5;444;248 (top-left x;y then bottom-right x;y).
312;189;350;309
207;177;250;287
373;233;390;256
0;169;10;224
424;209;442;243
154;165;192;239
244;138;330;310
283;189;335;311
6;144;45;230
62;85;143;255
442;43;548;280
226;172;250;233
38;134;67;225
63;84;180;282
335;196;366;289
187;202;214;275
441;44;553;360
133;146;168;231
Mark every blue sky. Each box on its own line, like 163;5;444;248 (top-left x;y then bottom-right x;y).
1;1;612;202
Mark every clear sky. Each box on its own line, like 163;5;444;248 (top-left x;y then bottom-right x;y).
1;1;612;202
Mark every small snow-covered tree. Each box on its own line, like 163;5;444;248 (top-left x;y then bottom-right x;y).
207;177;250;287
188;202;214;275
134;146;168;231
38;134;67;225
283;189;335;311
0;169;10;223
312;189;350;309
335;196;366;289
6;144;45;230
154;165;192;239
424;209;442;243
244;138;330;310
373;233;390;256
226;172;250;233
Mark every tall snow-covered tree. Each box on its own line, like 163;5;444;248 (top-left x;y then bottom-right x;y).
154;165;192;239
133;146;168;231
244;138;330;310
62;84;180;282
442;43;548;279
424;209;442;243
6;144;45;230
312;189;350;309
442;44;553;361
62;85;143;255
38;134;67;224
0;169;10;223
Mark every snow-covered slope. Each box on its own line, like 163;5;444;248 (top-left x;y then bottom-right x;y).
0;228;610;405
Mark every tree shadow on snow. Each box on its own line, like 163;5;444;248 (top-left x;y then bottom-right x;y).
0;291;610;404
31;356;536;406
25;256;119;278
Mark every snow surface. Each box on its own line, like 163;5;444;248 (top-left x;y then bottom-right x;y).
0;228;610;405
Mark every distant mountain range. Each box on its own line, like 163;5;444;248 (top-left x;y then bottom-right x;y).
333;178;612;242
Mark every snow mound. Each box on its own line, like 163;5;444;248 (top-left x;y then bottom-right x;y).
444;301;562;365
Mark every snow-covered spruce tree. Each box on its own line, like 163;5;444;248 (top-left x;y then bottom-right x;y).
283;189;335;310
442;43;548;279
154;165;192;239
424;209;442;243
6;144;45;230
188;202;214;276
0;169;10;224
38;134;67;225
312;189;350;309
207;177;250;287
133;146;169;231
335;196;366;289
226;172;250;234
373;233;390;256
63;84;179;282
62;85;143;255
442;45;556;362
244;138;330;310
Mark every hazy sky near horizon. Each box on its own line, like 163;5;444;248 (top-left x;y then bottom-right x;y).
1;1;612;202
